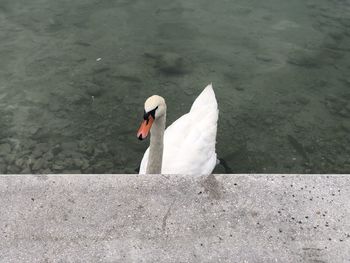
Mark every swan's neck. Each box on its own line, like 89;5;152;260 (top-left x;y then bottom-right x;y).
146;113;166;174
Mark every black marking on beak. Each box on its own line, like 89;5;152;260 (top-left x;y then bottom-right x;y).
143;106;158;120
138;134;143;140
143;110;148;120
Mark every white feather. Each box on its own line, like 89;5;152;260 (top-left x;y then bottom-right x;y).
139;83;219;175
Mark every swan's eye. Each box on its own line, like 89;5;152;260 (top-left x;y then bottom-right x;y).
143;106;158;120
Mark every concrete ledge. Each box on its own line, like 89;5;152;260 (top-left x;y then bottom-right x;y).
0;174;349;262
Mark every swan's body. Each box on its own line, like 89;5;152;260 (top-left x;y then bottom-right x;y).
137;84;218;175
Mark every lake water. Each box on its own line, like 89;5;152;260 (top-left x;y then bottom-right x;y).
0;0;349;174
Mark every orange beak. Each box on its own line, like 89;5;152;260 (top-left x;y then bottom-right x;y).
137;116;154;140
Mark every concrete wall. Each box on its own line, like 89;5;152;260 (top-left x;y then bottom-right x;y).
0;174;349;263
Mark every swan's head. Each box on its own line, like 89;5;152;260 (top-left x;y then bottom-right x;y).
137;95;166;140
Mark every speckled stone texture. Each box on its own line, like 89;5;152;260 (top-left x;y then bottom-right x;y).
0;174;349;263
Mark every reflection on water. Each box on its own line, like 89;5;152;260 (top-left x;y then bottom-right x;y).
0;0;349;174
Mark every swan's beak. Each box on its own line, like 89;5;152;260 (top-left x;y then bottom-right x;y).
137;116;154;140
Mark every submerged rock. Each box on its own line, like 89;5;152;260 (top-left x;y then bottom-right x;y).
72;157;89;170
28;126;40;136
145;52;189;75
235;85;245;91
52;165;64;171
338;109;350;118
346;103;350;112
61;142;78;151
51;144;62;155
287;135;309;162
0;143;12;156
295;96;310;105
341;121;350;132
6;165;21;174
48;101;61;112
93;160;114;173
20;167;32;174
79;140;95;155
43;151;54;161
32;143;49;158
324;95;349;116
32;158;47;171
158;53;186;74
4;153;15;165
325;94;339;102
41;168;53;174
0;163;7;173
287;50;320;68
85;82;105;97
255;54;273;62
15;158;26;168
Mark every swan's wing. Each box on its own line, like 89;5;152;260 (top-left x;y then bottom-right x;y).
162;84;218;174
139;84;218;175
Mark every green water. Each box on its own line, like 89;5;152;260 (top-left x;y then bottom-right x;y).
0;0;349;174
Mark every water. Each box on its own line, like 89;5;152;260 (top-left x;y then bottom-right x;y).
0;0;349;174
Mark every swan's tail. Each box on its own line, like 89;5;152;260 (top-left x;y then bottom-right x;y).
190;83;217;113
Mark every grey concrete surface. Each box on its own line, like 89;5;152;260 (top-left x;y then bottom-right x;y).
0;174;349;263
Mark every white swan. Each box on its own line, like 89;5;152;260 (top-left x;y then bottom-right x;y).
137;83;219;174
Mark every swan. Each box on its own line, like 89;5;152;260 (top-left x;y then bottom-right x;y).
137;83;219;174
